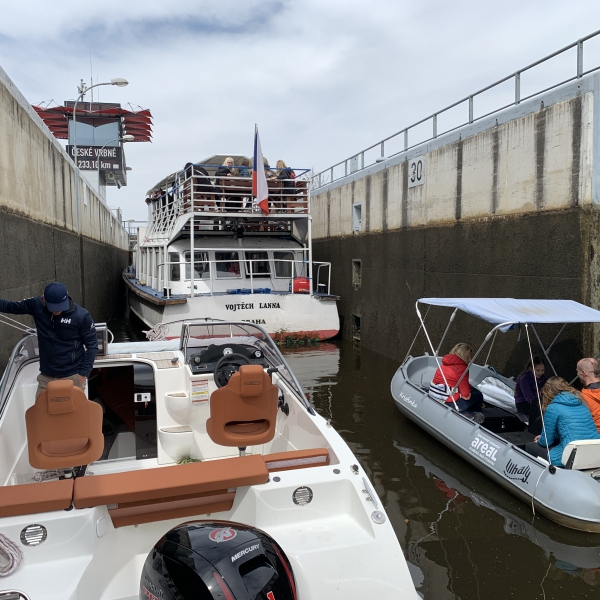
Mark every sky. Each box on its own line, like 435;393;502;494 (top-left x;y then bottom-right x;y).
2;0;600;221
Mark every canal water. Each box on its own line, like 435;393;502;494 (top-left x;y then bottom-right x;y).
111;317;600;600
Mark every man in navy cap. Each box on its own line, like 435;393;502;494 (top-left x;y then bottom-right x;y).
0;282;98;397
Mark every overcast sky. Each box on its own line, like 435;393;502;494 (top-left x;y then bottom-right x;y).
2;0;600;220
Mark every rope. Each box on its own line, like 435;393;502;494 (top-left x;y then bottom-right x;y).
402;306;430;364
0;533;23;576
143;323;169;341
525;324;551;466
0;314;35;334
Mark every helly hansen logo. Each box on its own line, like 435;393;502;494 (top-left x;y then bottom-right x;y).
60;318;72;324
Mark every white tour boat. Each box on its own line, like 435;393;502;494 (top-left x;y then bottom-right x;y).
124;156;339;343
0;320;417;599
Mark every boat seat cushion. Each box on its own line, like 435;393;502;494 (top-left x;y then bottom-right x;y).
0;479;74;517
73;454;268;527
562;439;600;470
264;448;330;472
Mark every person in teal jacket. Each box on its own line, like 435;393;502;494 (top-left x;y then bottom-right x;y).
525;376;600;466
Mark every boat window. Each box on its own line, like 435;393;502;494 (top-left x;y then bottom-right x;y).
273;251;295;278
244;251;271;277
215;251;241;278
169;252;180;282
184;251;210;279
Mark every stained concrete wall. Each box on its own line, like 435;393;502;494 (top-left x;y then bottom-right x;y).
312;72;600;379
0;66;130;367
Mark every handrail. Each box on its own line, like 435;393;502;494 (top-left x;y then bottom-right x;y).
141;256;331;298
312;29;600;189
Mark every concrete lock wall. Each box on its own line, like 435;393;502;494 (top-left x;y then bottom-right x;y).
311;73;600;378
0;65;131;368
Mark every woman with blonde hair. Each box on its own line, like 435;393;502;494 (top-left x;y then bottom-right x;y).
428;342;484;418
525;376;600;465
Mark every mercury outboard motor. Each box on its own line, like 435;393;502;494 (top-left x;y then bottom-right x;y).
140;521;297;600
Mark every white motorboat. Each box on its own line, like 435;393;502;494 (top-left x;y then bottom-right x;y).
124;156;339;343
0;320;417;599
391;298;600;533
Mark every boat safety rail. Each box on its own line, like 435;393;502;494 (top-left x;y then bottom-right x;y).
149;256;331;298
145;166;312;237
312;28;600;190
0;335;39;422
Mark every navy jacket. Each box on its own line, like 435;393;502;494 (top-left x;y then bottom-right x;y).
538;391;600;466
0;296;98;378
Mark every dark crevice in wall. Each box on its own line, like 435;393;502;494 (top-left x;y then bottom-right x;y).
571;94;583;208
401;160;408;228
382;169;388;231
455;139;463;220
491;127;500;214
365;175;371;232
326;191;331;238
534;107;547;211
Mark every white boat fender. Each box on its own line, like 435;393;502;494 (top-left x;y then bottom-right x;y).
0;533;23;576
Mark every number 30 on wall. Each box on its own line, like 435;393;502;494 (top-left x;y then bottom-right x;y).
407;155;425;189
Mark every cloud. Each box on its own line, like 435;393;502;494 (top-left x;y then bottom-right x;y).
2;0;600;219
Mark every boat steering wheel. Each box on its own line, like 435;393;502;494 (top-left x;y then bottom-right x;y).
214;353;251;388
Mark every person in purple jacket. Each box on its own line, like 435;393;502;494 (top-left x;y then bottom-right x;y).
514;356;548;416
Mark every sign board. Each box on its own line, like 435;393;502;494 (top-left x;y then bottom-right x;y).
349;156;359;174
191;379;209;406
66;145;122;171
407;155;425;188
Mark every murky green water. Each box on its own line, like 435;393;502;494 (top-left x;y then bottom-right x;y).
110;316;600;599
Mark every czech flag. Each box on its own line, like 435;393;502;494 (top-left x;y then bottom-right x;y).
252;126;269;215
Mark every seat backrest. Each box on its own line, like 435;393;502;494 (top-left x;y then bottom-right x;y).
562;439;600;470
206;365;278;448
25;379;104;469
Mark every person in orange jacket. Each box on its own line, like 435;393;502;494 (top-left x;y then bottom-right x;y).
577;357;600;433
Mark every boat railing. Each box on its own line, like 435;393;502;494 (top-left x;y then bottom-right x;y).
0;335;39;421
145;257;332;299
146;167;310;232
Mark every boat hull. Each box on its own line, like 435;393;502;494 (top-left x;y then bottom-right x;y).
128;286;339;341
391;355;600;532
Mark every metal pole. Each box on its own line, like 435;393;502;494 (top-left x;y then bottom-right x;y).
190;215;195;298
468;96;474;124
577;39;584;78
515;72;521;104
433;114;437;138
404;129;408;150
380;141;385;157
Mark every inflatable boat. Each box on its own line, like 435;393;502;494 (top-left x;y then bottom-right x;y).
391;298;600;532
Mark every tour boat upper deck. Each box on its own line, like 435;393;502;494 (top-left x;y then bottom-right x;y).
143;156;310;244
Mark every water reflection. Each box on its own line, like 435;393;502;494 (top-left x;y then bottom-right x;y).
283;340;600;600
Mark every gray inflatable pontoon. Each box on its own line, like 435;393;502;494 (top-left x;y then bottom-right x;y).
391;298;600;533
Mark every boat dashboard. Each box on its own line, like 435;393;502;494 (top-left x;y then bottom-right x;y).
187;342;268;375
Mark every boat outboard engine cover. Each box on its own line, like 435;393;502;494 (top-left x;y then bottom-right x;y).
140;521;297;600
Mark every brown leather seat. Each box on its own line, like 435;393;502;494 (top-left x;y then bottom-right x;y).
206;365;278;448
0;479;74;517
25;379;104;469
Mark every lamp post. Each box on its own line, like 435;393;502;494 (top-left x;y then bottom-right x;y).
71;78;128;232
96;135;135;195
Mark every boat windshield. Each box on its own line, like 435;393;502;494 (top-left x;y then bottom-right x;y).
180;321;306;403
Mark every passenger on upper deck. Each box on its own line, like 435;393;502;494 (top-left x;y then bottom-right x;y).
238;157;250;177
577;358;600;433
429;343;484;418
525;377;600;466
274;160;295;200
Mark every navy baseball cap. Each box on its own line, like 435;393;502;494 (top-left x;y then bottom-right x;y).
44;282;70;312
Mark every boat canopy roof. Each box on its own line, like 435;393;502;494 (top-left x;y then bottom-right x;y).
418;298;600;331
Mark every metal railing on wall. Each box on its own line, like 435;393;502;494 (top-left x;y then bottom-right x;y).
312;29;600;190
